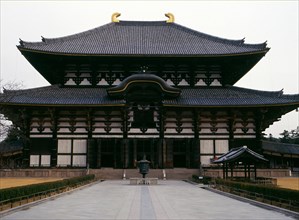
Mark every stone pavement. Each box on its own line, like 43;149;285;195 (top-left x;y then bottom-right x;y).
1;180;296;220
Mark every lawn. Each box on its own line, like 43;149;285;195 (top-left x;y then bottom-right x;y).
276;177;299;191
0;178;62;189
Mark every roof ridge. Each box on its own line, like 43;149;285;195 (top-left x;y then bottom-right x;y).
18;20;268;51
3;85;58;94
228;85;284;97
20;23;115;46
171;23;267;49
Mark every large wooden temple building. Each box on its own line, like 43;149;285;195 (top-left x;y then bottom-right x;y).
1;13;299;170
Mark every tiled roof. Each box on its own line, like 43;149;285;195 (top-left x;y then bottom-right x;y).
0;140;23;154
18;21;268;56
163;86;299;106
0;85;298;107
0;85;124;106
262;141;299;155
213;146;268;163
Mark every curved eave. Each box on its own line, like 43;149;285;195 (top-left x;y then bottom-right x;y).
1;102;298;108
17;46;270;58
0;102;126;107
107;80;181;98
163;102;299;108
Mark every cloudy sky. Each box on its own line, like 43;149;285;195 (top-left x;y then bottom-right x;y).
1;0;298;137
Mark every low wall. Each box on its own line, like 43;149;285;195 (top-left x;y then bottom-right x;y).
203;168;290;178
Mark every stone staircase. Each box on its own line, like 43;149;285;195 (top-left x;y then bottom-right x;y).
90;168;199;180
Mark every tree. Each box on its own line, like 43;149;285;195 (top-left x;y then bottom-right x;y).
0;80;24;142
279;130;290;143
279;127;299;144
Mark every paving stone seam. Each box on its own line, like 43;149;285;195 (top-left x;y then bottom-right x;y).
148;185;170;219
0;179;104;218
202;186;299;219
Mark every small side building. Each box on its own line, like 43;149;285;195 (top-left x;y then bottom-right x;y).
262;141;299;175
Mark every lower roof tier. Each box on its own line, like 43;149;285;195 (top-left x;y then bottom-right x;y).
1;85;298;107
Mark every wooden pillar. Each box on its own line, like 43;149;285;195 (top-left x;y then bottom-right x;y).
87;139;97;168
162;139;167;168
164;139;173;168
20;108;30;168
191;139;200;168
254;164;257;179
49;108;58;167
157;139;163;168
122;107;128;139
133;139;137;168
255;111;264;153
151;139;155;168
186;139;190;168
228;117;235;150
97;139;101;168
193;110;199;139
248;164;251;179
122;139;129;168
225;163;229;179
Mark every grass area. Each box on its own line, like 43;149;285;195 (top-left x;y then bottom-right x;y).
276;177;299;191
0;178;63;189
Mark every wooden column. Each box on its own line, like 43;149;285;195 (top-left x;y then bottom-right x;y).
49;108;58;167
225;163;229;179
20;108;30;168
191;139;200;168
96;139;101;168
254;164;257;179
255;110;265;152
186;139;191;168
122;106;128;139
133;139;137;168
159;107;165;168
157;139;163;168
87;139;97;168
86;109;97;168
162;139;167;168
228;117;235;150
122;139;129;168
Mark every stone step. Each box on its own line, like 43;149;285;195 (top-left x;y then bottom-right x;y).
90;168;199;180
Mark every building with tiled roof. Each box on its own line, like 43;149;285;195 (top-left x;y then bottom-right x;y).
1;13;298;171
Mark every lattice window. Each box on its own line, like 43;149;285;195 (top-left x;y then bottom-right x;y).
57;139;87;167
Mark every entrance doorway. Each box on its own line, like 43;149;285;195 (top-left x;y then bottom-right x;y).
173;139;187;167
130;139;159;168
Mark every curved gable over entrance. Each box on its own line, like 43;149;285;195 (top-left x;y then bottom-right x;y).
107;74;181;101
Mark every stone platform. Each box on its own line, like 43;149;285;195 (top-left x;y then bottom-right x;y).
129;178;158;185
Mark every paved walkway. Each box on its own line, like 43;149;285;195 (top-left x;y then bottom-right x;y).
1;180;296;219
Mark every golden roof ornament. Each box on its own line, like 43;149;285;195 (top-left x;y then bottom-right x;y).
112;12;121;23
165;13;175;23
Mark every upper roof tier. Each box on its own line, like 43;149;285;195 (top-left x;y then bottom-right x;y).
18;20;269;56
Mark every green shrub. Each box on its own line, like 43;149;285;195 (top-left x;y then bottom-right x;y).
192;175;212;184
0;174;95;202
215;178;299;203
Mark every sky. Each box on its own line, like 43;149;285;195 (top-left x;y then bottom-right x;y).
0;0;298;138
